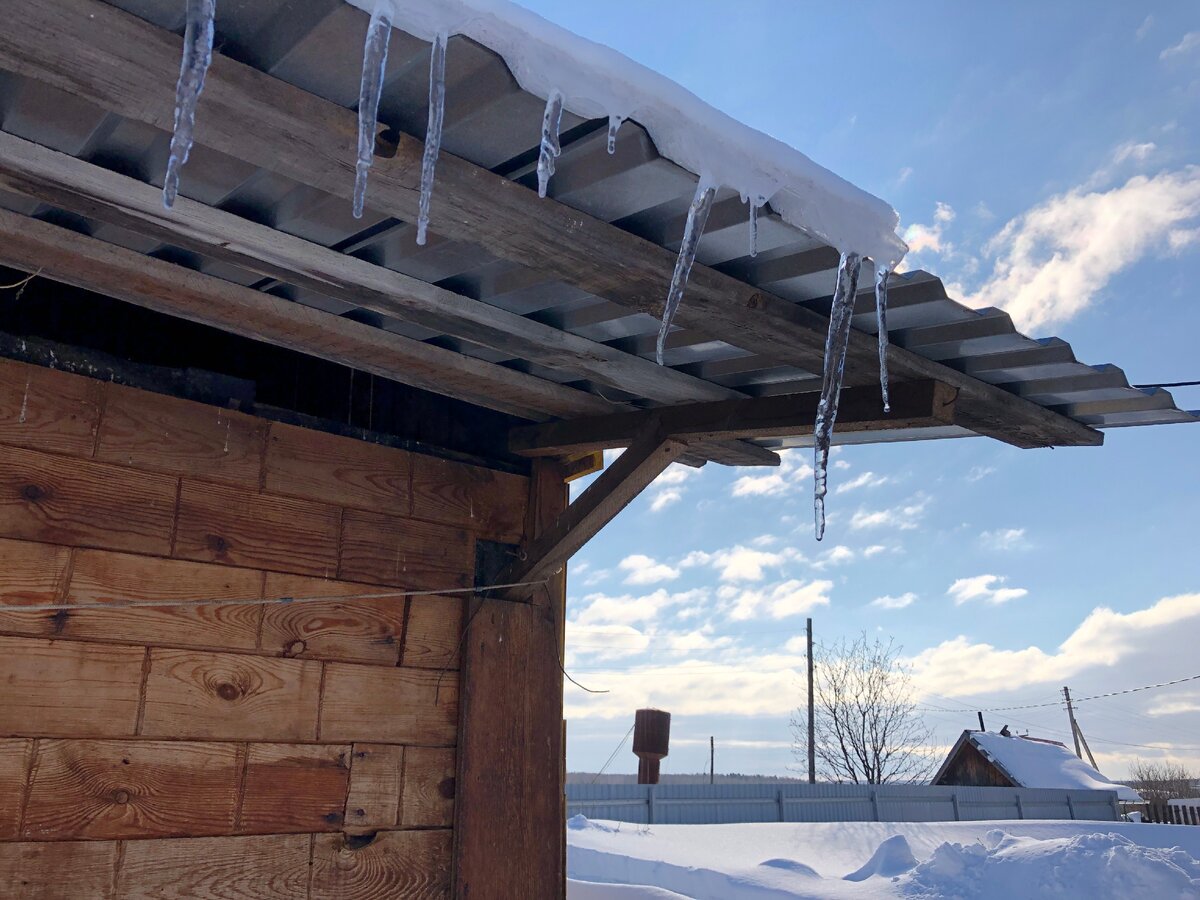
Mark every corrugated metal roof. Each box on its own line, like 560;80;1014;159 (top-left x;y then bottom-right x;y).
0;0;1194;451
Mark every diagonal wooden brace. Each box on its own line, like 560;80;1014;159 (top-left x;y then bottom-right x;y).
495;419;688;601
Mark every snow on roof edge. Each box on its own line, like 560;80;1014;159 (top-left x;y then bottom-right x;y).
348;0;909;268
970;731;1142;803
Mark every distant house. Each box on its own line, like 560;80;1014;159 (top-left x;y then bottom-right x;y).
933;730;1142;802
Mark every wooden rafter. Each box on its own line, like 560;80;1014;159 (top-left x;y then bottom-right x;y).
0;130;774;470
510;380;958;457
0;0;1100;450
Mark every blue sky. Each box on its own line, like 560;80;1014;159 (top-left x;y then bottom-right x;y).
513;1;1200;779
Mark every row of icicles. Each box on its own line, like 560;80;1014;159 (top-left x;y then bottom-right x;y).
159;0;894;540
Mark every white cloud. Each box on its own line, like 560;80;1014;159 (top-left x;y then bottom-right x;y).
572;587;705;627
907;592;1200;700
901;201;956;257
850;495;929;530
1160;31;1200;60
619;554;680;586
566;622;651;659
947;574;1028;606
731;449;813;498
966;465;996;482
726;578;832;620
863;545;887;558
898;166;913;184
872;592;917;610
649;489;682;512
979;527;1029;551
1136;15;1153;41
812;545;855;569
683;545;800;583
958;167;1200;331
655;464;696;487
834;471;890;494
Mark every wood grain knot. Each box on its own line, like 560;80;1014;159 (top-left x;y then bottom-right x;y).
215;682;241;701
438;777;456;800
283;639;307;657
322;811;343;825
112;789;131;805
206;533;231;555
20;483;46;502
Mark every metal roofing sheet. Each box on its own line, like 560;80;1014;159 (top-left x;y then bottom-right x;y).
0;0;1194;449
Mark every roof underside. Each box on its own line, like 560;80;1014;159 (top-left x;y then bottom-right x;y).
0;0;1194;464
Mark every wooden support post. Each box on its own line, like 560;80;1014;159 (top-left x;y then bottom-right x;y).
807;617;816;785
1063;686;1083;759
453;459;568;899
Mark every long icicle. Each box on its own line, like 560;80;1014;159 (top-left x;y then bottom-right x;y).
748;197;760;258
875;265;891;412
416;31;448;245
353;0;394;219
656;180;716;366
162;0;216;209
813;251;862;540
537;91;564;198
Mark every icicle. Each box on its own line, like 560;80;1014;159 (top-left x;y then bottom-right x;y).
748;197;760;258
656;179;716;366
416;31;448;245
875;265;891;413
353;0;394;219
537;90;564;198
606;114;623;154
162;0;217;209
813;251;862;540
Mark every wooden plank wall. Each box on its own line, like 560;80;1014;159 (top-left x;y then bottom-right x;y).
0;356;529;898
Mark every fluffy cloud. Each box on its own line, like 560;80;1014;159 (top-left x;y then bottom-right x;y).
947;574;1028;606
646;463;699;512
872;592;918;610
811;545;855;569
902;201;956;257
619;554;680;586
730;450;812;498
834;471;890;494
907;592;1200;700
724;578;832;620
682;545;801;582
850;495;929;530
572;587;706;627
649;489;682;512
1160;31;1200;60
959;166;1200;331
979;528;1029;551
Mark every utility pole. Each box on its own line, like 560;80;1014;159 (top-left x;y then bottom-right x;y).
807;617;816;784
977;711;986;731
1063;686;1082;759
709;736;714;785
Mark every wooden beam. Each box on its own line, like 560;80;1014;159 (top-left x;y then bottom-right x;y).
510;380;958;457
455;459;567;898
0;0;1101;449
498;424;688;598
0;208;606;424
0;130;741;409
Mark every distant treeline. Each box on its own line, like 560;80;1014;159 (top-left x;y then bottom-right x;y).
566;772;807;785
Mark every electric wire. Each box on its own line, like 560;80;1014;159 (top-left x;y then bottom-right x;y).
591;723;636;784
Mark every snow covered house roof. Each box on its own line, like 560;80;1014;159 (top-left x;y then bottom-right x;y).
933;731;1142;803
0;0;1194;486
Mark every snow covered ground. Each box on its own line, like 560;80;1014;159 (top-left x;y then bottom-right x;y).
566;815;1200;898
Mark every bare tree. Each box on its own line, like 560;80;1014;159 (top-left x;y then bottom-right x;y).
1128;759;1196;802
791;632;936;784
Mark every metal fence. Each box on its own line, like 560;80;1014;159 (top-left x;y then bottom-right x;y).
566;783;1122;825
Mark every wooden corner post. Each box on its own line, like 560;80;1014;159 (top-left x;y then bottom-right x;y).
453;458;569;898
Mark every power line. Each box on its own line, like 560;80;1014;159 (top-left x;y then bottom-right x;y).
1133;380;1200;389
591;723;635;784
916;672;1200;713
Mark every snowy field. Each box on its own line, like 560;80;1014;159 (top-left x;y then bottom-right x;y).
566;815;1200;898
